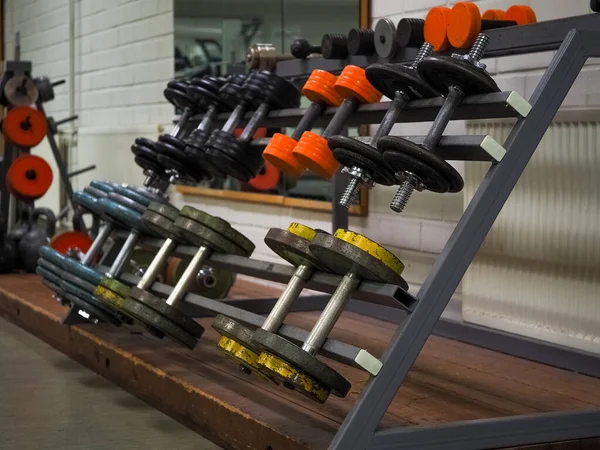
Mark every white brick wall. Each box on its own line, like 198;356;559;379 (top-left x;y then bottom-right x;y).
4;0;174;208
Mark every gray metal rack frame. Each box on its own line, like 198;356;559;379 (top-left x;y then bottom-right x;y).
60;13;600;449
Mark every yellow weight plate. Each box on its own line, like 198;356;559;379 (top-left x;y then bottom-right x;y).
334;229;404;275
217;336;272;381
287;222;317;241
256;352;330;403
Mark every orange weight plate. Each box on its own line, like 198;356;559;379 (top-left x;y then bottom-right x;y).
263;133;305;177
6;154;53;201
334;65;382;104
302;70;343;106
424;6;452;52
482;9;506;20
448;2;482;49
505;5;536;25
292;131;339;179
248;161;280;191
49;231;93;256
2;106;47;148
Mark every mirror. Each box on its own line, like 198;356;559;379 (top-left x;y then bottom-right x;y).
173;0;369;215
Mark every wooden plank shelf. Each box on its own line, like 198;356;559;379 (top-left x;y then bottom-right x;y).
1;274;599;450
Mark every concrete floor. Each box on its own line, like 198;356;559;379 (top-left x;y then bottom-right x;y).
0;317;222;450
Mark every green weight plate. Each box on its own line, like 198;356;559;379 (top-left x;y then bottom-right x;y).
73;191;104;216
252;329;351;401
121;297;198;348
264;228;324;269
36;267;63;288
221;226;254;257
127;286;204;338
37;257;63;278
114;185;152;206
148;202;179;221
179;206;230;233
142;210;173;239
99;277;131;299
90;180;117;194
108;192;146;214
39;246;103;285
98;198;144;231
94;284;131;320
63;292;122;326
173;216;244;255
309;233;408;289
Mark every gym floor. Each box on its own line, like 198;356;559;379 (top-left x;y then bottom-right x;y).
0;317;222;450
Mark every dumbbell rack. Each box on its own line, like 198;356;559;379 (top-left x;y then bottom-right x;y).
89;13;600;450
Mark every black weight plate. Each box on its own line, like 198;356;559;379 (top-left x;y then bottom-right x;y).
108;192;146;214
417;56;500;96
142;210;174;239
396;18;425;48
163;87;199;112
328;136;396;185
173;217;244;255
309;233;408;288
374;18;397;59
366;63;439;99
219;83;245;110
131;137;157;156
384;151;451;193
167;79;189;92
148;202;179;221
159;134;185;150
378;136;464;192
156;154;199;183
127;287;204;338
185;128;210;151
264;228;324;269
122;296;198;348
187;84;222;111
134;155;164;176
333;148;396;186
212;315;255;349
252;329;351;399
208;150;254;183
191;76;222;93
83;186;107;199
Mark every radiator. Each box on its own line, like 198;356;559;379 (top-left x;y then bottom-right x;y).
462;118;600;355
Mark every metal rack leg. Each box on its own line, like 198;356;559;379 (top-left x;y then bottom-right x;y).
329;29;599;450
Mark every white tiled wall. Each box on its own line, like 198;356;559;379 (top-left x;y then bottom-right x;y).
3;0;175;210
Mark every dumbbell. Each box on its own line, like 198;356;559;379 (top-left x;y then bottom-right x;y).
448;3;536;49
118;206;255;348
131;79;200;186
39;184;174;323
292;66;382;179
184;74;246;173
252;229;408;403
347;28;375;56
154;77;223;185
262;70;343;177
290;39;321;59
321;33;348;59
213;223;328;379
382;33;499;213
424;6;452;52
330;42;438;209
204;71;301;182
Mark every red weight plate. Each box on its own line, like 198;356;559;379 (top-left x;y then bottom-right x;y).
6;154;53;201
3;106;47;148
